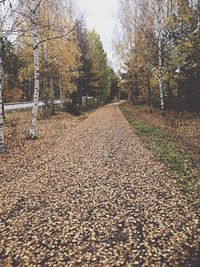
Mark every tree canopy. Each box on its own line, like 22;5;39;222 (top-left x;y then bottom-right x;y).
114;0;200;112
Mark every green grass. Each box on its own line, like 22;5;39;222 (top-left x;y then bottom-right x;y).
120;103;199;207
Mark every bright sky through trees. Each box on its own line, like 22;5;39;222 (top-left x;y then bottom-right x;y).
78;0;118;63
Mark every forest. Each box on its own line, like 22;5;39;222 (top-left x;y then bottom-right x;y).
114;0;200;212
1;0;199;153
0;0;119;152
0;0;200;266
114;0;200;113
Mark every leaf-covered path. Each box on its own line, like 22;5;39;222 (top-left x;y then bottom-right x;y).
0;103;199;266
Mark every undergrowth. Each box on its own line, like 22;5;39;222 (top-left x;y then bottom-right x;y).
120;103;200;208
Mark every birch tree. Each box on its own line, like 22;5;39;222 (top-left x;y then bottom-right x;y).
0;0;19;152
27;0;41;139
115;0;154;105
153;0;167;115
16;0;44;139
18;0;80;138
115;0;178;114
0;27;4;152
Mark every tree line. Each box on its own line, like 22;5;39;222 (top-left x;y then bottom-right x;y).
0;0;120;152
114;0;200;114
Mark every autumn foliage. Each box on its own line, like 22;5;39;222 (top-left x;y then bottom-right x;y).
114;0;200;113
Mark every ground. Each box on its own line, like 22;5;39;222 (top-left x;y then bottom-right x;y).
120;103;200;206
0;103;199;266
120;104;200;156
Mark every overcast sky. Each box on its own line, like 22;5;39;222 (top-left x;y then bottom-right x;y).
78;0;119;63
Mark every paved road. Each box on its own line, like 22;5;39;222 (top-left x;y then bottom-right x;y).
0;103;199;266
4;100;62;111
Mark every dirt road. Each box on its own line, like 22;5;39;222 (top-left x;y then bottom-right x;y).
0;103;199;266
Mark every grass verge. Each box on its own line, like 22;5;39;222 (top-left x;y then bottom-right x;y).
120;103;200;208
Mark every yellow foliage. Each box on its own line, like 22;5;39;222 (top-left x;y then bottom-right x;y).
18;0;81;99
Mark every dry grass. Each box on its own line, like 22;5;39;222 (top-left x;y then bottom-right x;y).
120;103;200;208
123;104;200;157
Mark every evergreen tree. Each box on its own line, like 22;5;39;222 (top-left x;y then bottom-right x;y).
88;29;111;104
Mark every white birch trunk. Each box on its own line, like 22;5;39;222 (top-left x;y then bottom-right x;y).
28;2;40;139
158;38;165;115
50;77;55;115
0;36;4;152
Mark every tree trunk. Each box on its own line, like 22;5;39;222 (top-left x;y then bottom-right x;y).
167;70;172;109
0;36;4;152
28;77;31;101
44;78;50;117
128;91;133;104
59;76;64;110
2;95;5;120
147;72;152;112
158;38;165;115
28;3;40;139
78;75;82;110
176;79;181;113
50;77;55;115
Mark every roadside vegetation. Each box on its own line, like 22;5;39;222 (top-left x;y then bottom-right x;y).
3;104;96;154
120;103;200;208
0;0;120;152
